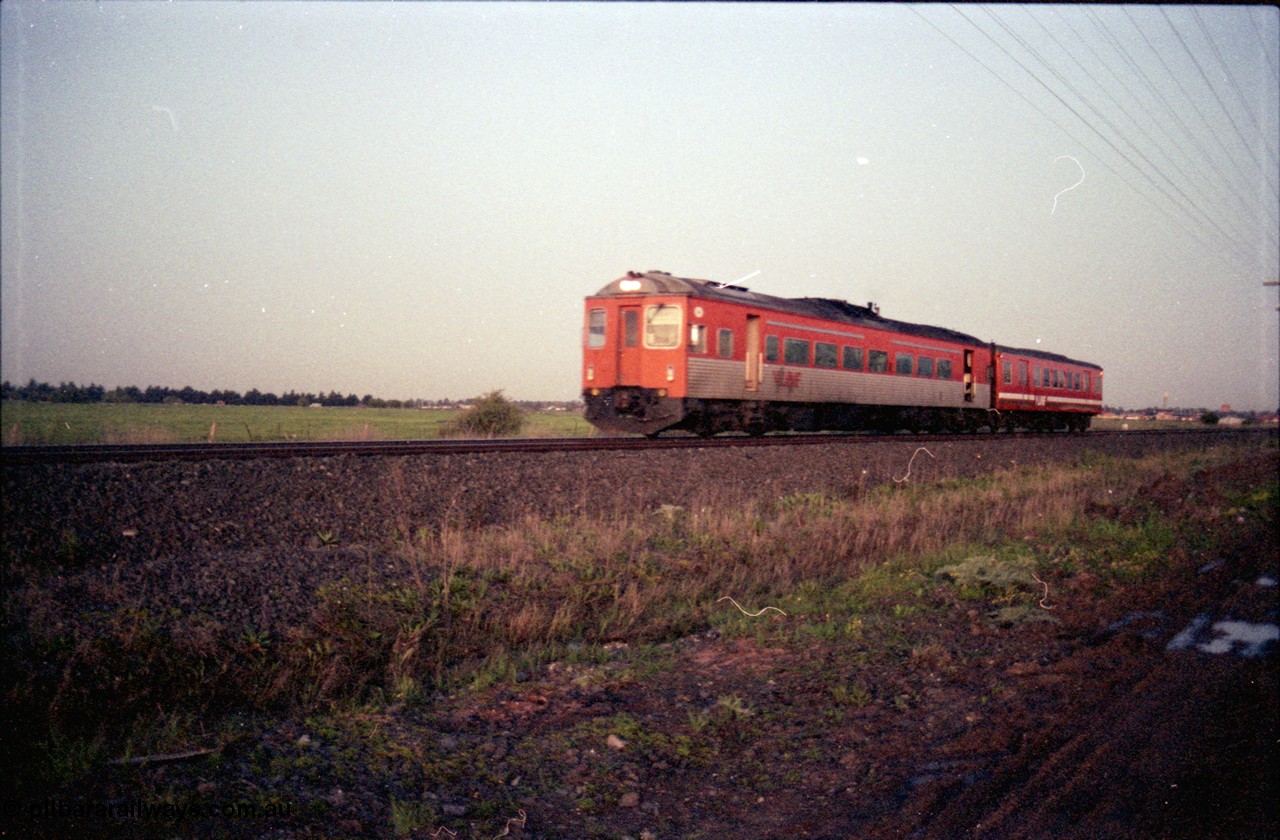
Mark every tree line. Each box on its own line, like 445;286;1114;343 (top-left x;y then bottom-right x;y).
0;379;580;411
6;379;418;409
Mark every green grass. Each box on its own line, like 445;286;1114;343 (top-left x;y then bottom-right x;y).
0;401;593;444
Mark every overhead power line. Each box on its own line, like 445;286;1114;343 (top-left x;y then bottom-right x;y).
913;4;1278;281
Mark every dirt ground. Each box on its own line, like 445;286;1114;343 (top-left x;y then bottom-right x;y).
4;445;1277;839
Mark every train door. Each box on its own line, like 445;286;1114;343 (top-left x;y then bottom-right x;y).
745;315;762;391
617;306;642;385
963;349;975;402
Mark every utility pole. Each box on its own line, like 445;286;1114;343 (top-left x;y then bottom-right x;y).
1268;280;1279;415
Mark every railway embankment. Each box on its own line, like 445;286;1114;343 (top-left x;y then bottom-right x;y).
3;429;1271;568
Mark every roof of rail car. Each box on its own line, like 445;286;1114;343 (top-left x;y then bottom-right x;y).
591;271;1102;370
591;271;984;347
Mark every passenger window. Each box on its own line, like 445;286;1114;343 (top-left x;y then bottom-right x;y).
717;328;734;359
842;346;864;370
1084;372;1091;392
1033;366;1041;387
765;335;779;363
896;354;913;375
869;350;889;372
643;305;681;348
918;357;934;377
815;342;837;368
784;338;810;365
689;324;707;353
937;359;952;379
1018;361;1028;386
1002;360;1012;384
587;309;606;348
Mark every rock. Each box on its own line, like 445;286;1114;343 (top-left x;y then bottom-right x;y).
607;733;627;751
618;791;640;808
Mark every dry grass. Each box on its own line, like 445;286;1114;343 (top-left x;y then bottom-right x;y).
5;443;1272;794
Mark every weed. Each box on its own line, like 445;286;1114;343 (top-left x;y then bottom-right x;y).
389;797;434;837
830;681;873;708
715;694;753;719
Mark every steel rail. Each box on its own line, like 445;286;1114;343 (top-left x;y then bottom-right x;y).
2;427;1268;466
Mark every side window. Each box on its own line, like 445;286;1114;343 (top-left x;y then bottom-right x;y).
869;350;889;372
1033;366;1041;387
783;338;810;365
1084;372;1091;393
814;342;838;368
765;335;779;363
643;305;681;348
937;359;952;379
587;309;606;348
896;353;913;375
1002;360;1012;384
689;324;707;354
717;328;734;359
842;346;864;370
918;357;934;377
1018;361;1028;386
1074;372;1082;391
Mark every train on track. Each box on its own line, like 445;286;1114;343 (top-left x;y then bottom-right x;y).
582;270;1103;437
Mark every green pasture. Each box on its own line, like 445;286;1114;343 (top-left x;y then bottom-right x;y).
0;401;593;445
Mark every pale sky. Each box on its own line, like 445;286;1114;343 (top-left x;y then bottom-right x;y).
2;2;1277;410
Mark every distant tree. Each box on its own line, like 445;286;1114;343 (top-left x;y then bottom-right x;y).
1200;411;1220;425
443;390;525;437
105;386;141;403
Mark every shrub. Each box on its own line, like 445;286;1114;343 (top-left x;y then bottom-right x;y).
444;390;525;437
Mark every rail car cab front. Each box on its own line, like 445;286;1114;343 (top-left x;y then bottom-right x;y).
582;272;692;435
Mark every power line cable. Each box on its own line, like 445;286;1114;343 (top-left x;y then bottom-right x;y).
957;5;1262;275
1025;6;1259;234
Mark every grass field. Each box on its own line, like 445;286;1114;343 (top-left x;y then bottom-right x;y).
0;401;594;445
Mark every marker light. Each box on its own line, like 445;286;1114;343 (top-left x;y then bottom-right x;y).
586;364;595;381
666;364;675;381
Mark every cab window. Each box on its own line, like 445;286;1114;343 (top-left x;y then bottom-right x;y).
689;324;707;353
643;305;681;348
587;309;606;348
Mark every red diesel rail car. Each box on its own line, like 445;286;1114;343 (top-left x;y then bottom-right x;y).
582;270;1103;436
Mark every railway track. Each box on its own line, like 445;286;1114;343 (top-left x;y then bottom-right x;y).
2;427;1270;465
